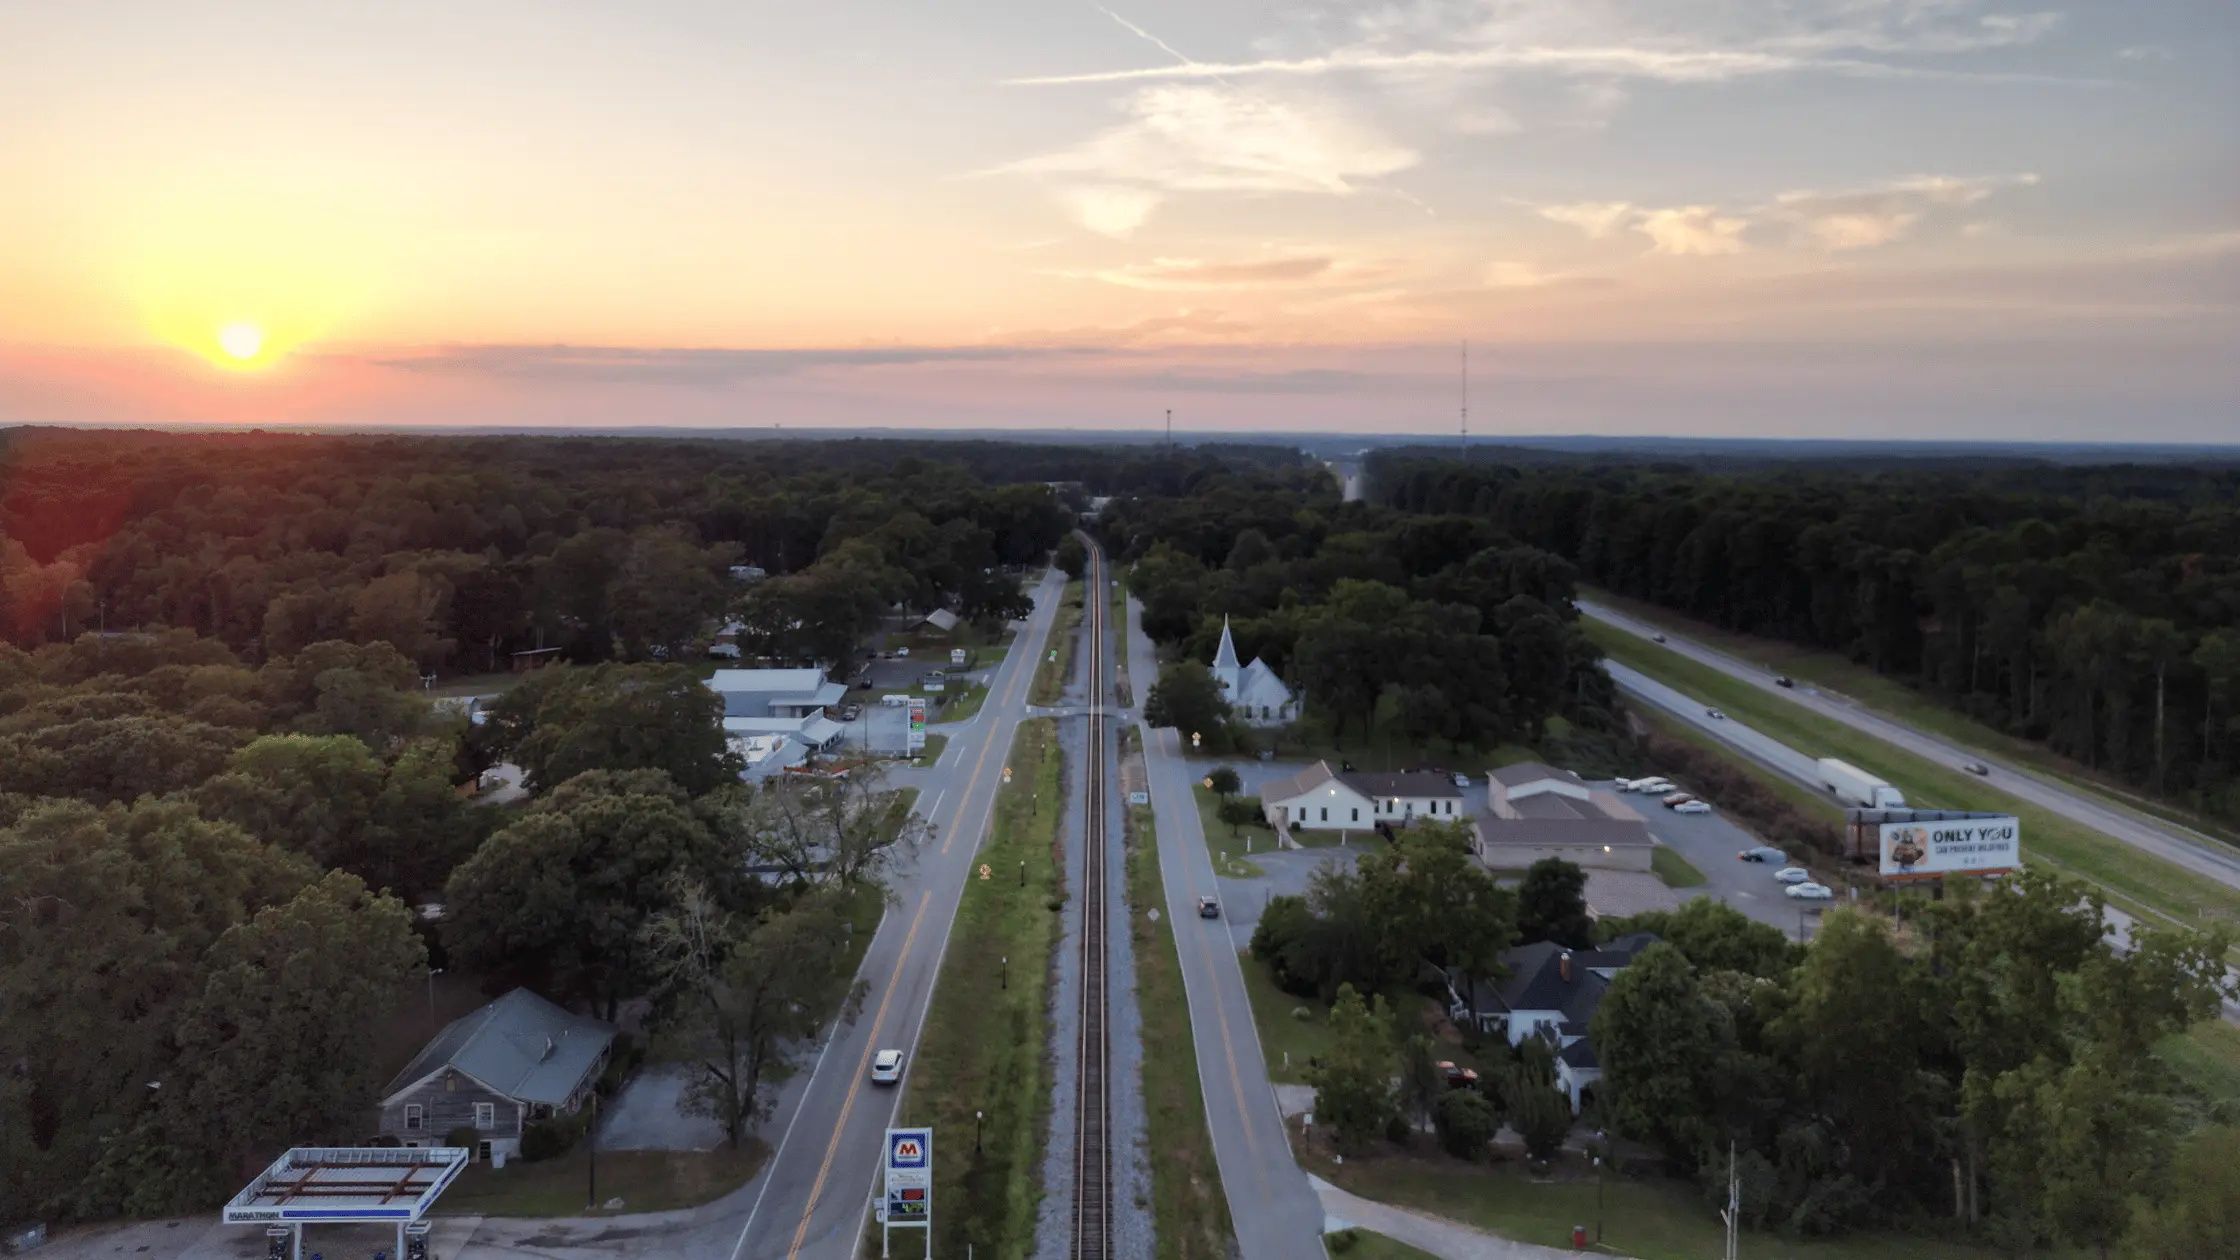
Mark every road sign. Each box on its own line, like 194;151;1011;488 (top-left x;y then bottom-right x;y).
1128;791;1148;805
883;1128;932;1253
907;698;926;754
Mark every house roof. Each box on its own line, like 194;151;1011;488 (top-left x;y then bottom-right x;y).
1342;770;1462;800
1457;935;1661;1023
1261;760;1341;803
383;988;615;1108
921;608;960;632
1489;762;1580;789
1558;1038;1600;1069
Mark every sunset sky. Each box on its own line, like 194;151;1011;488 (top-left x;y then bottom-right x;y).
2;1;2234;439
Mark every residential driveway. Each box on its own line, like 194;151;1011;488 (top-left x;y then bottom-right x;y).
597;1064;726;1152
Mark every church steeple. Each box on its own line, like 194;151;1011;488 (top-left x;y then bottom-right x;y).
1213;616;1241;672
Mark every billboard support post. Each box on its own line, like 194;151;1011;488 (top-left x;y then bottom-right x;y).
881;1128;932;1259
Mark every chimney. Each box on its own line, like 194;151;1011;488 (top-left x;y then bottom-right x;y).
1559;952;1573;983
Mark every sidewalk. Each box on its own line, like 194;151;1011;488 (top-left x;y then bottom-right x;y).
1312;1176;1639;1260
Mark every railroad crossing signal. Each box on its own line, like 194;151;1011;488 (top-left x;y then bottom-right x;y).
1191;731;1202;749
979;864;991;881
1002;766;1013;783
1202;777;1213;789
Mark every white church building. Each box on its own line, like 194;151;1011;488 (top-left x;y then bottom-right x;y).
1212;617;1298;728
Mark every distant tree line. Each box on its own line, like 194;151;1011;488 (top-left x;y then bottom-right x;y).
1374;457;2240;822
1102;463;1617;756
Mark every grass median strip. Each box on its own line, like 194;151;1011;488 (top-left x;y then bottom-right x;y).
1592;622;2240;934
1649;843;1708;888
898;717;1063;1257
1192;783;1268;877
1031;580;1085;705
1125;796;1236;1259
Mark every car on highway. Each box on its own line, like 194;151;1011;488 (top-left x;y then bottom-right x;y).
870;1049;904;1084
1652;633;1667;643
1962;761;1990;775
1785;882;1836;901
1661;792;1695;808
1774;676;1795;688
1198;895;1220;918
1774;866;1812;884
1706;708;1726;720
1673;800;1712;814
1736;846;1786;863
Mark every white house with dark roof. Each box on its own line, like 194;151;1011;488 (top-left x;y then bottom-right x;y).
1211;617;1298;727
1446;933;1661;1112
1260;761;1466;833
378;988;615;1166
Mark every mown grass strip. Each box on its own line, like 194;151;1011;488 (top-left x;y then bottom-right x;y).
1125;796;1237;1259
1031;580;1085;705
1649;843;1707;888
898;718;1064;1257
1591;622;2240;935
1191;783;1268;877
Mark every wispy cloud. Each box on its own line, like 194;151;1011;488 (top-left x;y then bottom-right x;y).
367;344;1089;386
1063;254;1340;290
1769;174;2039;249
1539;201;1635;238
1060;185;1162;237
1635;206;1750;256
994;83;1417;195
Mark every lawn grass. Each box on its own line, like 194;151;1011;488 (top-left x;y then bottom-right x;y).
1192;783;1268;877
1031;580;1085;705
1125;799;1237;1260
1306;1144;2083;1260
1263;736;1540;777
1327;1229;1442;1260
428;671;517;698
1650;843;1708;888
2159;1017;2240;1104
899;718;1064;1258
1240;953;1332;1084
935;681;989;723
436;1144;766;1216
1111;578;1130;677
1583;588;2240;846
1592;624;2240;936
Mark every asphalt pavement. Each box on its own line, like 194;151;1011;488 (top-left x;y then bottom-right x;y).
1129;594;1331;1260
725;568;1069;1260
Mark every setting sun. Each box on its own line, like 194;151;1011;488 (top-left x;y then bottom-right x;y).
218;323;264;361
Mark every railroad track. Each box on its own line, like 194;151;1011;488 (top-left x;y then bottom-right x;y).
1071;535;1113;1260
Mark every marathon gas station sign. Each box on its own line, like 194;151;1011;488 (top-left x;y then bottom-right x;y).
881;1127;932;1256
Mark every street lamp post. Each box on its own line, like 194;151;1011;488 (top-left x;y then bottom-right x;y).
1595;1129;1607;1243
427;968;445;1028
975;1110;983;1153
1001;955;1008;990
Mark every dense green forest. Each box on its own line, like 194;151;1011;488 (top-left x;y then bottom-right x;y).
1375;455;2240;821
0;428;1148;1221
1101;462;1619;759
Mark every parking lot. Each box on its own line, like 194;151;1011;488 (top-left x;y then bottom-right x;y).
1602;780;1841;940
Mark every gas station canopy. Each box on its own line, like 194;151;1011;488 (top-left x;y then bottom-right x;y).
223;1148;470;1225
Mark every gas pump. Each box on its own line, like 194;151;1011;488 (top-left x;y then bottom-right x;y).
404;1222;431;1260
264;1227;293;1260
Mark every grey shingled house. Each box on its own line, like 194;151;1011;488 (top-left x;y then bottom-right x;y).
378;988;615;1166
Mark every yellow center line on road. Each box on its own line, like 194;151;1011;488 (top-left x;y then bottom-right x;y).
784;891;930;1258
780;573;1058;1257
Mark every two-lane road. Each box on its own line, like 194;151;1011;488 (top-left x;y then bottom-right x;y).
730;568;1067;1260
1127;595;1329;1260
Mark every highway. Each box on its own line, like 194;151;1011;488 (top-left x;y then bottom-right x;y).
1126;593;1330;1260
1581;600;2240;890
729;568;1068;1260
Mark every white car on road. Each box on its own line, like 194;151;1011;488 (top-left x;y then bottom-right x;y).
1785;882;1836;901
1774;866;1812;884
1673;800;1712;815
870;1049;904;1084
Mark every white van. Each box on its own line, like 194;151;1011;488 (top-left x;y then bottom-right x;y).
880;694;913;707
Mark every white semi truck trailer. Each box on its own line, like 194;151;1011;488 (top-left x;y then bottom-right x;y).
1818;757;1906;809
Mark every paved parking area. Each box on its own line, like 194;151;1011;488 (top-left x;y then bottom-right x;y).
1610;781;1839;939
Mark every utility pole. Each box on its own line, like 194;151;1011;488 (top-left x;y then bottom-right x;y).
1460;340;1468;448
1164;408;1172;449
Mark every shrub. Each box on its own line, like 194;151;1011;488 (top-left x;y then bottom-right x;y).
519;1112;582;1162
444;1125;479;1152
1509;1083;1574;1161
1433;1088;1499;1160
1325;1228;1361;1254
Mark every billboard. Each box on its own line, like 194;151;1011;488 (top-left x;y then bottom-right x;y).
884;1127;932;1224
907;698;927;753
1878;815;2020;879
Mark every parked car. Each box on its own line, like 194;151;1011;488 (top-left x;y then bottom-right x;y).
839;705;862;721
1737;846;1786;863
1198;895;1220;919
894;646;910;658
1629;778;1675;795
1774;866;1812;884
1673;800;1713;815
1435;1061;1479;1090
1705;708;1726;720
1661;792;1695;808
1962;761;1990;776
871;1049;904;1084
1785;882;1836;901
1451;773;1470;788
1774;676;1795;688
